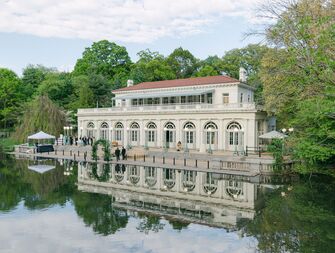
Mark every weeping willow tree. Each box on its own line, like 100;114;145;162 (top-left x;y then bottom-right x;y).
14;95;66;142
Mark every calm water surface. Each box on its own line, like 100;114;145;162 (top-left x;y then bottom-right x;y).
0;154;334;253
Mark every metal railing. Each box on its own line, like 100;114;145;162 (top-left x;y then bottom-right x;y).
78;103;257;114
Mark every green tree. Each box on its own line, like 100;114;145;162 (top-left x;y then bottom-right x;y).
166;47;198;78
0;68;24;129
130;49;176;84
195;65;218;77
69;75;94;109
37;72;74;108
13;95;66;142
242;176;335;253
221;44;269;103
258;0;335;170
73;40;132;84
87;73;113;107
21;64;55;98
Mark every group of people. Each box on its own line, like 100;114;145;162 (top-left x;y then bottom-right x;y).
114;146;127;161
61;136;95;146
80;136;94;146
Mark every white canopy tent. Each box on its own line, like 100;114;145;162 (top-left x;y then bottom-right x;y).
28;131;55;145
259;130;288;139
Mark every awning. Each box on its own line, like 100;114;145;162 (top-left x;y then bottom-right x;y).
259;130;288;139
28;165;55;174
28;131;55;140
113;89;214;100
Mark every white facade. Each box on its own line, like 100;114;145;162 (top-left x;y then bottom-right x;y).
77;76;268;152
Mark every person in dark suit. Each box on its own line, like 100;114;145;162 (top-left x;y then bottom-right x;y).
115;147;121;161
121;147;126;160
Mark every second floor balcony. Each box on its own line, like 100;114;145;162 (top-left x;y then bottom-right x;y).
78;102;260;116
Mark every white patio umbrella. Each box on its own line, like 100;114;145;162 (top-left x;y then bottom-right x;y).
259;130;288;139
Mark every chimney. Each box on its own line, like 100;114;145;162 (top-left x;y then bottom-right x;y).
127;79;134;87
239;67;247;82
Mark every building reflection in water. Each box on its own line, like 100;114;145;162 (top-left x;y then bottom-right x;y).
78;162;273;229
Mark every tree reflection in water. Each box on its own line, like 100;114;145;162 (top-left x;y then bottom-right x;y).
1;153;335;252
239;175;335;253
72;192;128;235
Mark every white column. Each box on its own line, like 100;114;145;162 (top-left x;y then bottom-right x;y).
199;120;205;152
157;120;162;148
218;119;223;150
176;119;181;145
247;118;256;148
140;120;145;146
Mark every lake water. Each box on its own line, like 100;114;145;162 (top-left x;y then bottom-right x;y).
0;154;334;253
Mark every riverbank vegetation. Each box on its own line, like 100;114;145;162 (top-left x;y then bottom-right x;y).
0;0;333;174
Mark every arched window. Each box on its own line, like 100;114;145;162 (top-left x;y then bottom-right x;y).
204;122;218;145
182;170;196;192
115;122;123;129
145;166;157;187
114;164;126;183
183;122;195;144
130;122;140;142
130;122;139;128
225;180;244;199
184;122;195;129
164;122;175;144
147;122;157;129
163;168;176;189
203;172;218;195
227;122;242;130
128;165;140;185
100;122;109;140
115;122;123;141
146;122;157;142
87;122;95;138
227;121;243;146
87;122;95;128
164;122;175;129
204;121;218;130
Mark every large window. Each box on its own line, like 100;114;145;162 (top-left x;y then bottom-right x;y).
100;122;109;140
227;121;243;146
184;122;195;144
87;122;95;138
147;122;156;142
204;121;217;145
115;122;123;141
207;93;213;104
130;122;139;142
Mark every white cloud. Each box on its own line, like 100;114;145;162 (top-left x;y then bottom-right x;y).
0;208;258;253
0;0;264;43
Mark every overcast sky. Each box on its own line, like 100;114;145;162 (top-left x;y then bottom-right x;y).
0;0;266;75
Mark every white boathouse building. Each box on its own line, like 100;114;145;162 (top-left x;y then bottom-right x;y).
77;71;270;153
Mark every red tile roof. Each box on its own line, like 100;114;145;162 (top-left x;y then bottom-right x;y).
113;75;239;92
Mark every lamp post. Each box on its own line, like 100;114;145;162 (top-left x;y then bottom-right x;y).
163;127;168;152
184;127;189;153
207;127;213;154
144;127;148;150
281;127;294;155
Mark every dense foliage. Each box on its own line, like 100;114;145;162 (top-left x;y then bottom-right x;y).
259;0;335;172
